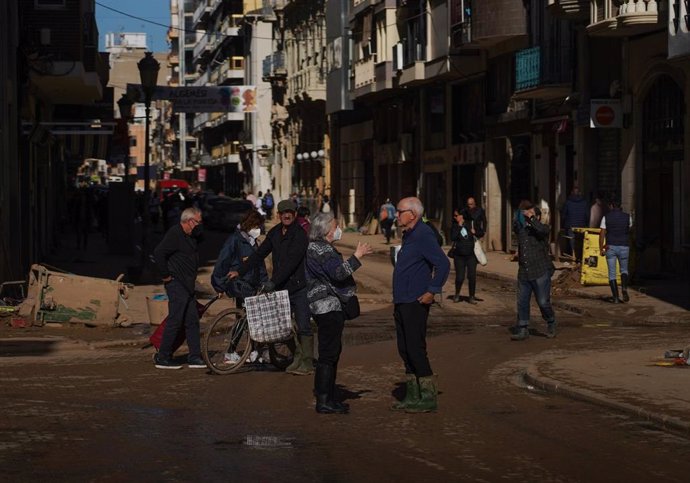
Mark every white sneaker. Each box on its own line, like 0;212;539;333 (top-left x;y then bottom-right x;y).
247;350;259;363
224;352;241;363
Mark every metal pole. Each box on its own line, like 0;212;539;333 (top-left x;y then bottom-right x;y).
142;99;151;268
179;0;187;170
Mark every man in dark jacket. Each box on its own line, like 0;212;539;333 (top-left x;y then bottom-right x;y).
153;207;205;369
512;200;557;341
465;196;487;239
561;186;589;258
391;197;450;413
229;199;312;375
599;198;632;303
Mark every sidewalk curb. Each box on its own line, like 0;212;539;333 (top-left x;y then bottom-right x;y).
523;364;690;437
89;338;151;349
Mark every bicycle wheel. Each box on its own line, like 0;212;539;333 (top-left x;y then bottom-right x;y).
202;309;252;375
268;336;296;370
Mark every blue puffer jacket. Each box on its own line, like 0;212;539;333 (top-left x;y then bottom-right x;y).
212;230;267;297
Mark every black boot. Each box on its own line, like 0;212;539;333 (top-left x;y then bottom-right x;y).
453;285;462;303
621;274;630;302
329;364;349;411
314;364;347;414
609;280;621;304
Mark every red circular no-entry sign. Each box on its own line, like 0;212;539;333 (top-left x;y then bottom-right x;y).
595;106;616;126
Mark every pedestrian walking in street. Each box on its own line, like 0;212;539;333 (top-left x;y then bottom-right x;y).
599;198;632;303
450;209;478;304
465;196;487;241
297;206;311;234
211;209;268;306
321;194;331;213
391;197;450;413
560;186;589;258
229;199;314;375
305;212;373;414
152;207;206;369
379;198;396;244
511;200;557;341
73;181;93;250
589;191;608;228
262;189;274;219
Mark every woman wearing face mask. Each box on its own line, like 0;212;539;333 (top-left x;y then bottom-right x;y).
211;209;268;307
305;212;373;413
450;209;479;304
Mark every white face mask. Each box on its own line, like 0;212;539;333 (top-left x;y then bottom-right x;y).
332;226;342;241
248;228;261;239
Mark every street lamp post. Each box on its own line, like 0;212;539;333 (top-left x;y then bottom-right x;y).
137;52;160;269
116;93;134;178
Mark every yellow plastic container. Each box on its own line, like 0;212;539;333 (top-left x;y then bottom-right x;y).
575;228;621;286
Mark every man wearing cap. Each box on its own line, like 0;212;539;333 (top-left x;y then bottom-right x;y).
229;200;313;375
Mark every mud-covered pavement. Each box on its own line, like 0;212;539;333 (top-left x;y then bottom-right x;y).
3;261;690;481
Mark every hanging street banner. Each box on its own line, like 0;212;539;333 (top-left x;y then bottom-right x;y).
126;84;257;113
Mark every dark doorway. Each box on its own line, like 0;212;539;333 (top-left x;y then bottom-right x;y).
452;164;477;211
642;75;684;268
509;136;531;209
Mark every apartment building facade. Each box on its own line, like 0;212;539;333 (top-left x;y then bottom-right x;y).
1;0;111;281
319;0;690;275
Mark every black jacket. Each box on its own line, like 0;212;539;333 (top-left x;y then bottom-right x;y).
466;207;486;239
513;216;554;281
153;224;199;293
239;221;308;294
450;222;475;257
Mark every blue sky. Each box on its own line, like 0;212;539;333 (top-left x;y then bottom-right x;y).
96;0;171;52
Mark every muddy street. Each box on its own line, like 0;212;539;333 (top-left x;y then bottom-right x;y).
2;277;690;483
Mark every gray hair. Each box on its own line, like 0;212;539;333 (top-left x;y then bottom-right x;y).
400;197;424;217
309;212;335;241
180;207;201;222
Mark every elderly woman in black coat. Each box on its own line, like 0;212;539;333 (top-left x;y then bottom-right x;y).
305;212;373;414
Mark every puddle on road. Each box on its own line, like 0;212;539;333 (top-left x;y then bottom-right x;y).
211;434;296;450
243;434;295;449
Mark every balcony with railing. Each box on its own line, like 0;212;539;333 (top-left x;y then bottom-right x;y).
262;51;286;80
192;33;210;58
398;38;426;86
210;141;241;164
353;55;376;91
514;45;572;100
218;56;245;83
547;0;589;19
588;0;666;36
220;14;243;37
192;0;211;28
193;69;210;87
375;61;394;92
287;65;326;101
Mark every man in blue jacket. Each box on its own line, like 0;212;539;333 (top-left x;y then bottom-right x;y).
561;186;589;258
391;197;450;413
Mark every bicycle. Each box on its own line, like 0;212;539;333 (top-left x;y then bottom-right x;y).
202;293;296;375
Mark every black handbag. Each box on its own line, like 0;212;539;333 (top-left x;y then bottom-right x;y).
341;295;360;320
446;242;457;258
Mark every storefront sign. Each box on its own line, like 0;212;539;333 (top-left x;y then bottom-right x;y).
590;99;622;128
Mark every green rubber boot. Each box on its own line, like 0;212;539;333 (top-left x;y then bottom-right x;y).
391;374;420;411
405;375;438;413
286;335;314;375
